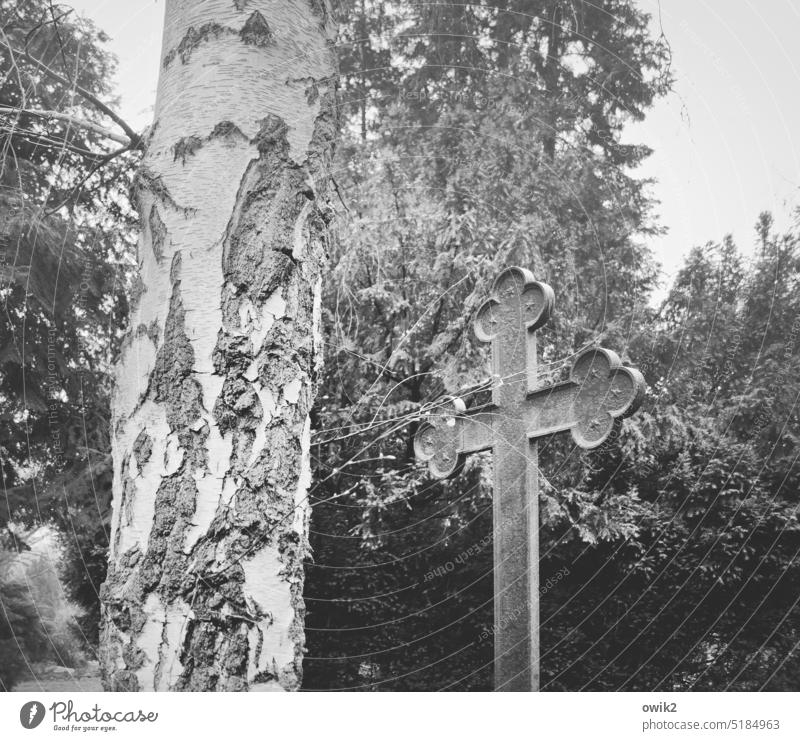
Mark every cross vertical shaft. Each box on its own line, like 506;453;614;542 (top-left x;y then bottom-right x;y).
413;266;645;691
489;271;543;691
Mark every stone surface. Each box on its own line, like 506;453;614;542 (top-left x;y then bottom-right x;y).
414;266;645;691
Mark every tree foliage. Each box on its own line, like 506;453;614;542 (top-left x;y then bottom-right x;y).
2;0;799;693
304;0;800;691
0;0;135;646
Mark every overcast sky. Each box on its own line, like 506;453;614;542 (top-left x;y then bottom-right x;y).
66;0;800;294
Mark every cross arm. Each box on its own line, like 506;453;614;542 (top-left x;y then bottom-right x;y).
413;397;496;479
524;347;645;449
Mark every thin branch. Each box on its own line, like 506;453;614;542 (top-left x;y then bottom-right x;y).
2;41;143;150
0;124;103;157
0;106;131;145
48;1;71;73
43;143;130;215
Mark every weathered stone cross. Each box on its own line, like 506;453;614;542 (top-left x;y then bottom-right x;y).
414;266;645;691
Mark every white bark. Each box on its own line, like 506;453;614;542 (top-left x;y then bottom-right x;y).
100;0;337;692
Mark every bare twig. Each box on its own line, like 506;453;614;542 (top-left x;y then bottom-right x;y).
2;41;143;150
0;106;131;145
48;1;72;73
0;125;104;158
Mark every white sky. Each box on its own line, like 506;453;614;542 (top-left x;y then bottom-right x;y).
66;0;800;294
633;0;800;291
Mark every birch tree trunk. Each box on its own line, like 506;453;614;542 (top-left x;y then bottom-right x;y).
100;0;338;692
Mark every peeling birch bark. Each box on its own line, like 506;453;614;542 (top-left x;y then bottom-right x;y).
100;0;338;692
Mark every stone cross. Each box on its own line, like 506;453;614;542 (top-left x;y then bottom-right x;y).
414;266;645;692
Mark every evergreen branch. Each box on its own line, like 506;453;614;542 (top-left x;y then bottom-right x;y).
1;41;143;150
43;144;130;215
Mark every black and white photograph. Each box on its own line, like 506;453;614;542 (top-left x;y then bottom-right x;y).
1;0;799;734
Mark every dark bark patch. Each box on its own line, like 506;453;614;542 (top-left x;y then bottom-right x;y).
122;640;146;671
245;427;301;493
178;622;220;691
139;475;198;594
304;86;340;182
172;135;203;164
239;11;273;47
129;273;145;313
213;376;255;436
214;384;260;473
136;319;160;345
121;472;137;536
223;632;249;675
132;429;153;468
233;0;248;9
225;225;296;300
212;334;252;376
193;565;246;608
261;321;312;387
253;668;278;685
137;169;195;215
153;623;167;692
173;567;253;690
164;22;227;68
105;601;132;633
305;80;319;104
279;661;302;691
221;125;301;299
149;204;167;263
169;251;182;284
146;319;160;345
252;114;289;154
119;546;141;570
108;669;139;692
209;120;247;144
150;281;202;429
285;75;327;106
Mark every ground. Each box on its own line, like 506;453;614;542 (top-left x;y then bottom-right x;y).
12;661;103;692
